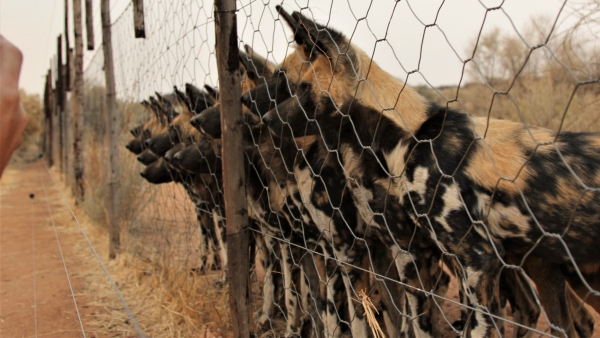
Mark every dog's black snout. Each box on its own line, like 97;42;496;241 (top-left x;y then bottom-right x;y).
140;171;146;178
241;92;253;109
144;139;152;148
190;115;204;130
125;143;132;150
261;113;272;125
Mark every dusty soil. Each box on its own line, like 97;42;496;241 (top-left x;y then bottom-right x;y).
0;159;137;337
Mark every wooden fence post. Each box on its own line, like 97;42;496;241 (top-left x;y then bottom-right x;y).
101;0;121;260
64;0;71;92
72;0;85;202
214;0;251;336
44;70;54;167
52;57;60;168
56;36;64;172
63;48;73;184
133;0;145;38
85;0;94;50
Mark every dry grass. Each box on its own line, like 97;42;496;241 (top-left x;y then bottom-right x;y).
50;165;233;337
418;76;600;133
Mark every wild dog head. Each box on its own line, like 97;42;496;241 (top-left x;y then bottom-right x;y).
264;7;427;137
145;86;206;156
126;100;169;154
163;142;186;171
239;44;277;89
140;157;177;184
186;83;215;114
137;148;159;166
191;104;261;139
190;48;272;137
174;138;222;175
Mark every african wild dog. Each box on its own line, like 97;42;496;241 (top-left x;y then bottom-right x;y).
257;7;599;337
125;100;168;155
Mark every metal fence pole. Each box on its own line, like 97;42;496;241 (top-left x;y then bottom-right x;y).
101;0;121;260
72;0;85;202
214;0;251;336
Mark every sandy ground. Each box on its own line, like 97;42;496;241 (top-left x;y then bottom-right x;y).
0;159;139;337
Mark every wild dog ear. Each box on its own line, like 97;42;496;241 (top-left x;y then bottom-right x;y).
203;84;219;103
185;83;212;114
149;97;168;126
141;100;151;111
277;6;357;68
155;92;179;123
238;52;248;79
239;45;275;83
173;86;192;113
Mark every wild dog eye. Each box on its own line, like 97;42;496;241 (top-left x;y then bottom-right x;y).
300;82;310;92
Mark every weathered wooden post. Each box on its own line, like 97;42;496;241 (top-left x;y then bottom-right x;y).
133;0;146;38
44;70;54;167
214;0;252;336
63;48;72;184
64;0;71;92
72;0;85;201
85;0;94;50
101;0;121;260
56;36;64;172
52;57;60;168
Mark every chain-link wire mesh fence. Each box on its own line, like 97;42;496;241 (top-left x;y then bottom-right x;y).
44;0;600;336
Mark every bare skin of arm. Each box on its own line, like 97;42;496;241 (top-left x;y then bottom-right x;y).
0;35;28;178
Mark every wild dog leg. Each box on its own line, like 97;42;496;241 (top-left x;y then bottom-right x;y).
411;246;450;338
564;265;600;315
338;253;370;338
389;243;450;338
322;247;348;338
498;268;540;338
197;210;214;272
565;284;595;338
255;234;278;330
299;250;325;338
370;238;406;338
445;247;504;338
525;260;594;338
211;207;227;280
280;242;302;335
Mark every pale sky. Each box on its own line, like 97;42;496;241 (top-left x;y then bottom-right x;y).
0;0;576;97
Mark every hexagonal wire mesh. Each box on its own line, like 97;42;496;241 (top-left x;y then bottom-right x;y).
79;0;600;336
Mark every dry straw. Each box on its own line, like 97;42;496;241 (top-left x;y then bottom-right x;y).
354;289;386;338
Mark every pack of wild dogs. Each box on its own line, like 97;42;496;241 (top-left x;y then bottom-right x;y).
124;6;600;338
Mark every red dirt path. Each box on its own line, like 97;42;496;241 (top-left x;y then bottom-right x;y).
0;159;133;337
